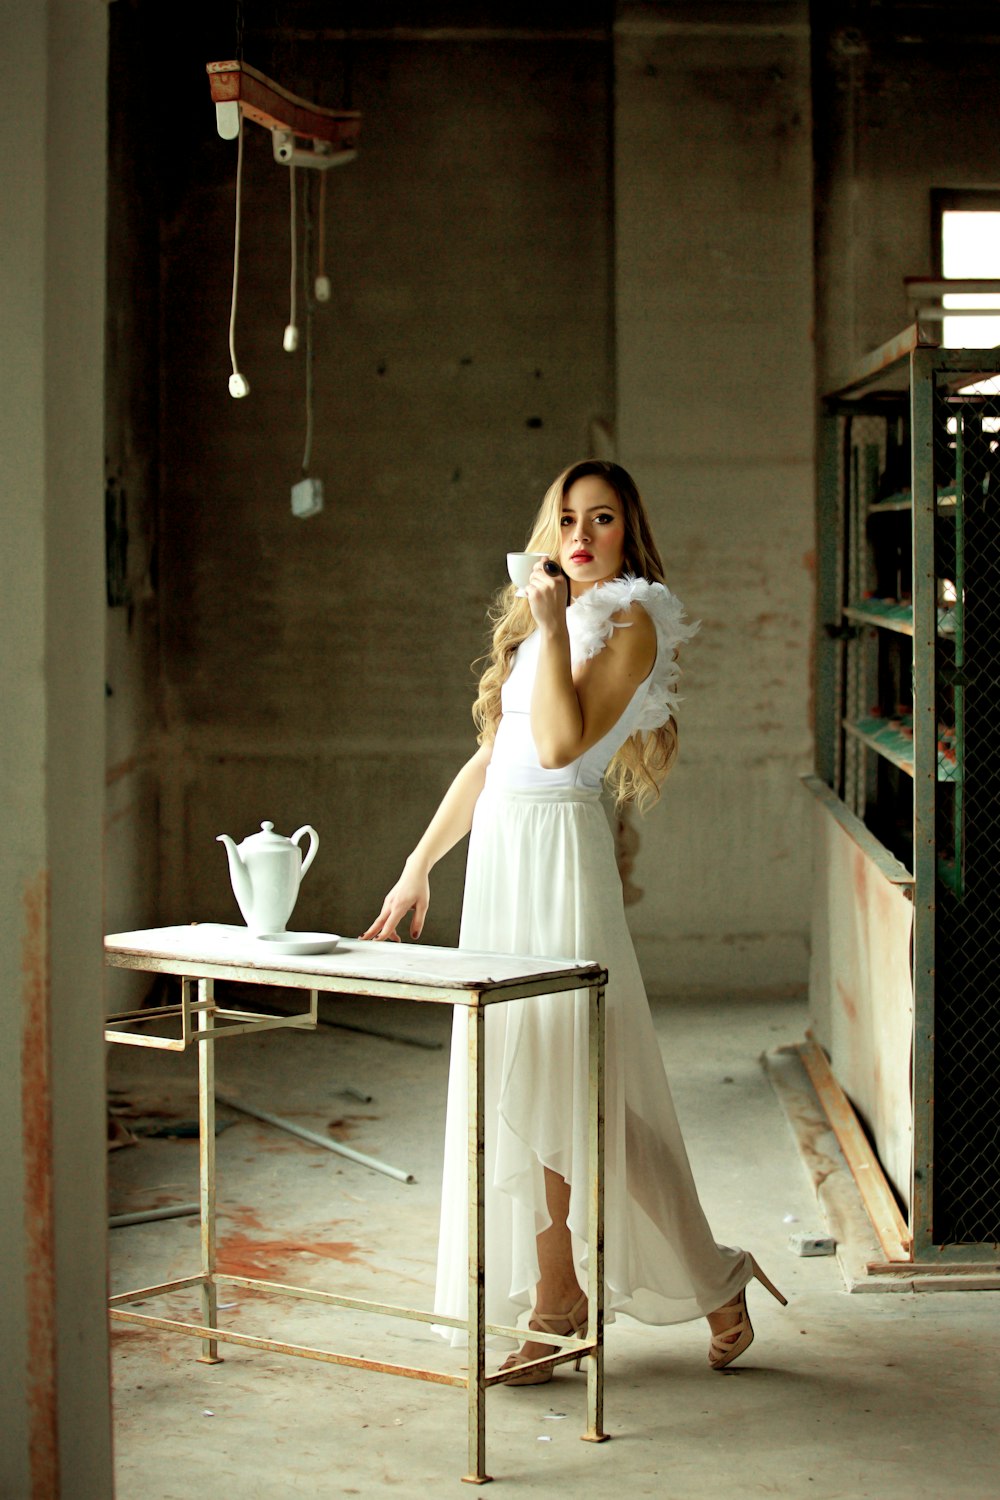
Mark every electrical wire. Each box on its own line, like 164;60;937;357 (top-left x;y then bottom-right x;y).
317;170;327;284
228;111;245;382
302;176;315;474
288;163;298;341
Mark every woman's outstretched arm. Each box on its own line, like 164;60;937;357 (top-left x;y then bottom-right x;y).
360;740;493;941
526;566;656;770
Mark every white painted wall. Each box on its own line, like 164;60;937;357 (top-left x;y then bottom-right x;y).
614;1;816;994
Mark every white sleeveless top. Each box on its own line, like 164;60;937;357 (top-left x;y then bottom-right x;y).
485;575;699;792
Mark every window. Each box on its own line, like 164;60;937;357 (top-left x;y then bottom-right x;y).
933;190;1000;348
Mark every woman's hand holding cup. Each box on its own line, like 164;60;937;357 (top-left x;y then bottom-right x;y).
507;551;568;623
506;551;547;597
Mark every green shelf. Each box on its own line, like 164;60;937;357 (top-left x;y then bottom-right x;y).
844;599;913;635
844;715;960;782
842;600;957;637
869;490;914;512
867;489;957;512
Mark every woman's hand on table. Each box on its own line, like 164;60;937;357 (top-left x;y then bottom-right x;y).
360;858;430;942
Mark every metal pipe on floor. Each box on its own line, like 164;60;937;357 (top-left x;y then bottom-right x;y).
216;1093;416;1184
109;1202;200;1229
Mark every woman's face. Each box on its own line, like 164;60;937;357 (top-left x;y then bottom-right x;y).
557;475;626;596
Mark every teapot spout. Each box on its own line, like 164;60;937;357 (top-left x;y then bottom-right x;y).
217;834;253;920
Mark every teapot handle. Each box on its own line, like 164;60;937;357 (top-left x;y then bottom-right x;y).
292;825;319;880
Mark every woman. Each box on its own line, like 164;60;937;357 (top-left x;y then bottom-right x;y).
363;460;784;1381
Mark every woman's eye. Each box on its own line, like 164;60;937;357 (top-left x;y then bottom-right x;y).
595;513;614;524
560;515;573;526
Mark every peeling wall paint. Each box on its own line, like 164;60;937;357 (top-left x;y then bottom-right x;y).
19;870;59;1498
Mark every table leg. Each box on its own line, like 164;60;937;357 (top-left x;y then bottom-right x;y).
462;1001;491;1485
196;977;222;1363
582;977;609;1444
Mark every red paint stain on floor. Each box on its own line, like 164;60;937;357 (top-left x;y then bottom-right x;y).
223;1204;267;1231
217;1233;369;1279
327;1114;380;1141
110;1325;155;1344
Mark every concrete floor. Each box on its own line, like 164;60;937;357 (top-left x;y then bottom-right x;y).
108;992;998;1498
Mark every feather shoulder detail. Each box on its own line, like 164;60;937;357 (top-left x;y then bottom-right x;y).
566;574;700;731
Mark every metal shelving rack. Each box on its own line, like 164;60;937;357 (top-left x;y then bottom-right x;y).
813;328;1000;1263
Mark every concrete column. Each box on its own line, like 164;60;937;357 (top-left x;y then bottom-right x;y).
0;1;113;1494
614;1;816;993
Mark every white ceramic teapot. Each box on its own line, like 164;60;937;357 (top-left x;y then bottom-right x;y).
217;821;319;934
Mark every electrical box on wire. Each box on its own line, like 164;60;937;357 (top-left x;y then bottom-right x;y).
292;476;324;518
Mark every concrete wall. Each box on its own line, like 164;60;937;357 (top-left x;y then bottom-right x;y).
0;0;114;1493
103;3;823;996
105;0;165;1009
614;2;817;992
144;13;613;944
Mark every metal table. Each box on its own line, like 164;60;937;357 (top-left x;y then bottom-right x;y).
104;925;608;1484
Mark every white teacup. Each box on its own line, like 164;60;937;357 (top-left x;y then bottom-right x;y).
507;551;547;597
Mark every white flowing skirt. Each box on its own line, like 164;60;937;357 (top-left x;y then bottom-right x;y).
433;784;750;1346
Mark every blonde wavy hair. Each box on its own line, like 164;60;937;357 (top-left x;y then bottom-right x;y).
472;460;679;810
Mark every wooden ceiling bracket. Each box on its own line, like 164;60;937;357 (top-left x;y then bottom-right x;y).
206;59;361;166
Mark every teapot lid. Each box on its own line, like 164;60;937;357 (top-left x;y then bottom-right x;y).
241;820;290;849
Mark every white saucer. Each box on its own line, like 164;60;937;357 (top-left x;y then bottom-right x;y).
253;931;341;956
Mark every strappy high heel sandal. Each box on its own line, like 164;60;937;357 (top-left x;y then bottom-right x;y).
499;1292;589;1386
708;1258;787;1371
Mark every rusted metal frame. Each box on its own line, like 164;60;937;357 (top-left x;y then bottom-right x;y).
817;409;846;790
800;775;914;887
182;974;194;1044
826;323;935;400
104;984;318;1050
197;980;221;1363
858;439;885;822
482;1349;588;1387
108;1275;595;1345
797;1036;910;1261
109;1274;204;1306
215;1273;465;1327
196;1012;316;1041
104;1012;317;1046
109;1309;465;1386
205;60;361;149
950;406;966;896
909;349;939;1259
477;976;594;1003
103;1028;188;1052
485;1323;585;1346
103;1000;208;1022
103;944;601;1007
464;998;490;1485
582;976;608;1445
845;436;864;817
103;940;609;1479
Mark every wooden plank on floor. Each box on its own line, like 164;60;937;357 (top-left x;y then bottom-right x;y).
797;1035;911;1264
